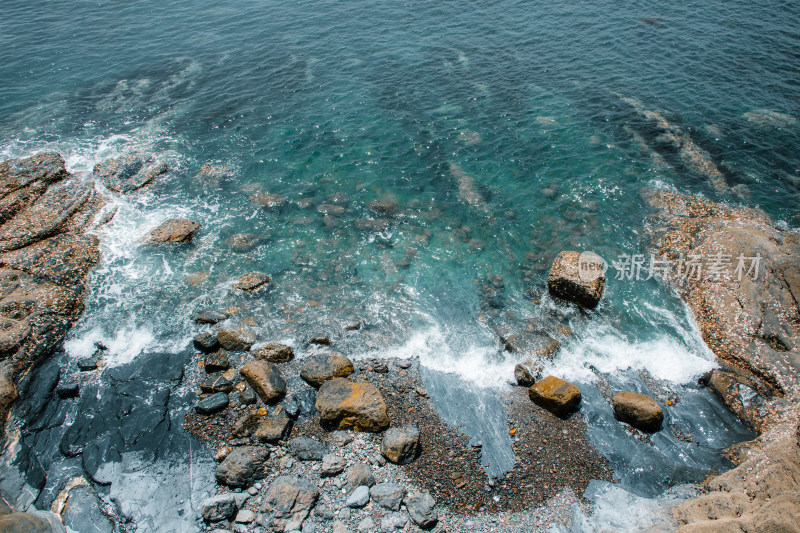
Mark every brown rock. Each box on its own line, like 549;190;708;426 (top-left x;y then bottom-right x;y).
233;272;271;291
514;363;540;387
547;251;605;309
528;376;582;417
248;193;286;209
241;360;286;404
262;476;319;532
144;218;200;243
217;327;255;351
315;378;390;432
612;392;664;433
300;353;354;388
253;343;294;363
225;233;268;253
505;332;560;358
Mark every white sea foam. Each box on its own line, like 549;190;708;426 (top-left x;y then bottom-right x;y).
64;326;158;367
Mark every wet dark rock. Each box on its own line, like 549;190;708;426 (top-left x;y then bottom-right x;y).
196;392;229;415
93;154;168;194
288;436;327;461
370;483;406;511
373;362;389;374
253;343;294;363
241;360;286;404
309;335;332;346
380;424;421;465
262;476;319;532
0;511;67;533
403;491;438;529
398;360;412;369
528;376;582;417
225;233;269;253
233;272;271;291
195;164;232;182
300;353;354;388
77;355;100;371
202;493;238;522
199;372;234;394
320;453;347;477
612;392;664;433
317;203;346;215
514;363;541;387
193;309;228;325
504;332;560;358
217;327;256;352
144;218;200;243
238;385;257;405
547;250;605;309
55;383;79;399
345;463;375;494
316;378;389;432
344;322;361;331
216;446;269;487
203;350;229;372
194;332;221;353
255;406;293;443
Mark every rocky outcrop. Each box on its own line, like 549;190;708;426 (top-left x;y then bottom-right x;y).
547;251;605;309
612;392;664;433
0;153;104;438
144;218;200;243
0;510;67;533
645;189;800;531
300;353;354;388
93;154;167;194
528;376;582;417
315;378;390;432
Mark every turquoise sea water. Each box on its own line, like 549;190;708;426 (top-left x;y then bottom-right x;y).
2;0;798;528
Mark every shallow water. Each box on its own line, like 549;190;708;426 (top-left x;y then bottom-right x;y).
2;0;797;529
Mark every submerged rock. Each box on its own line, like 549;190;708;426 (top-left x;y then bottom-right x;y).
254;343;294;363
240;360;286;404
193;308;229;325
262;476;319;532
93;154;168;193
225;233;268;253
300;353;354;388
612;392;664;433
316;378;390;432
547;250;605;309
380;424;421;465
144;218;200;243
216;446;269;487
248;192;286;209
528;376;582;417
504;332;560;358
233;272;271;291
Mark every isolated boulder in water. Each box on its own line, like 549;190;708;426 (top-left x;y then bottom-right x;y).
225;233;268;253
262;476;319;532
315;378;389;432
612;392;664;432
300;353;354;388
547;250;605;309
217;327;255;352
240;360;286;404
254;343;294;363
528;376;582;417
233;272;271;291
380;424;421;465
94;154;168;193
514;363;540;387
215;446;269;487
144;218;200;243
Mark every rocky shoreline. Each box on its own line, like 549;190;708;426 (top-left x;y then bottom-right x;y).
0;151;797;532
644;188;800;532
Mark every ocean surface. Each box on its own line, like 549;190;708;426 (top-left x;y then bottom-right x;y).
2;0;798;530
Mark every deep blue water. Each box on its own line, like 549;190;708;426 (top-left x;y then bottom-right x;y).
2;0;796;529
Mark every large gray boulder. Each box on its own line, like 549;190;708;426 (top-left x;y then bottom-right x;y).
380;424;421;464
404;491;438;529
262;476;319;532
215;446;269;487
201;493;238;522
